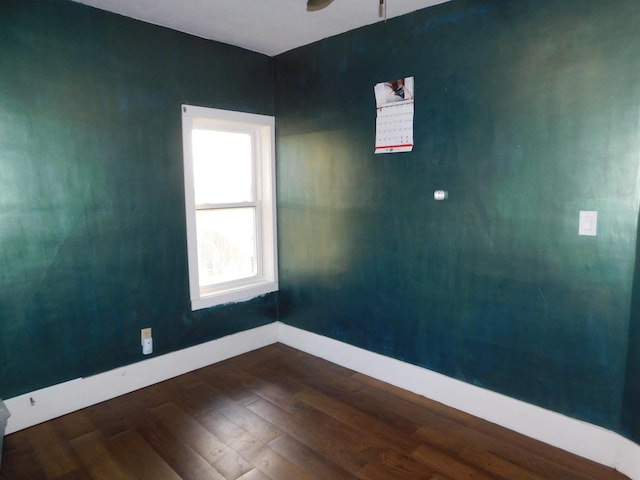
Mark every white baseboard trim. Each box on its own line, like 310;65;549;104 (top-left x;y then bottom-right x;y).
4;323;278;435
4;321;639;479
277;323;640;480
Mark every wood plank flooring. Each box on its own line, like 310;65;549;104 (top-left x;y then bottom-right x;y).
0;344;630;479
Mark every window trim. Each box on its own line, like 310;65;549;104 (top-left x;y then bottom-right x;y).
182;105;278;310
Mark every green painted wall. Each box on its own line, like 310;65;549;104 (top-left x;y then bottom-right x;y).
623;218;640;440
0;0;276;399
3;0;640;446
275;0;640;437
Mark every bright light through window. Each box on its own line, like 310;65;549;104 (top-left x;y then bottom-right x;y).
182;105;278;310
195;208;256;286
192;130;253;204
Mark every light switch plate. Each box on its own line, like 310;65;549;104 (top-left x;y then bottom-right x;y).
579;211;598;236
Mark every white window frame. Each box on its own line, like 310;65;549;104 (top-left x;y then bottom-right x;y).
181;105;278;310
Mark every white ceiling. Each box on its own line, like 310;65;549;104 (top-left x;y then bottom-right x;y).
72;0;450;56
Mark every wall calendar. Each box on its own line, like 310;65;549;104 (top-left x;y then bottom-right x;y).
374;76;414;154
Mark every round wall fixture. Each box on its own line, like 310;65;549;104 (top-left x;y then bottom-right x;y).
434;190;448;201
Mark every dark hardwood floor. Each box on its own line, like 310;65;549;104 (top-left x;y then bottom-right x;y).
0;343;629;479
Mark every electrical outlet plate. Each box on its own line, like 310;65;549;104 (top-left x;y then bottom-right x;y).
141;327;152;345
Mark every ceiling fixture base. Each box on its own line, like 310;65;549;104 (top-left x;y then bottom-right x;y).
307;0;335;12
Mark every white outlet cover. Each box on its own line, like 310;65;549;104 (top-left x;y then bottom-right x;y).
142;337;153;355
579;211;598;236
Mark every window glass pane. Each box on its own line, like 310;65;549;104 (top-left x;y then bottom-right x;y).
192;129;253;204
196;207;257;287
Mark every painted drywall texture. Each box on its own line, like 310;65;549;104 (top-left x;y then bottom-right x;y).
275;0;640;439
0;0;277;399
623;224;640;440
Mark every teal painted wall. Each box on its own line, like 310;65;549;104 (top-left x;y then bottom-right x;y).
275;0;640;437
3;0;640;446
623;216;640;440
0;0;276;399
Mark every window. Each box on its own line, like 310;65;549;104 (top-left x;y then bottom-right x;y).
181;105;278;310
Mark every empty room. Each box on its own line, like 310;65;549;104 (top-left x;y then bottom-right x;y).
1;0;640;478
